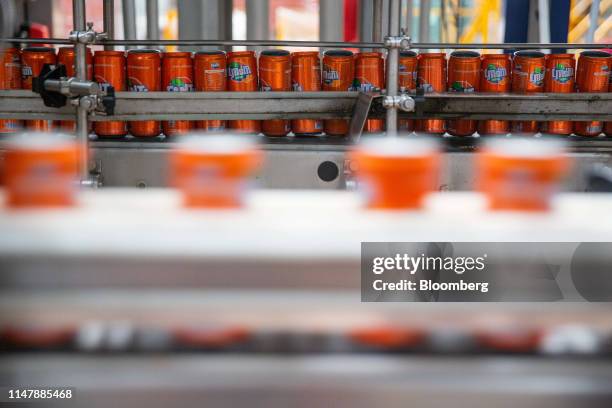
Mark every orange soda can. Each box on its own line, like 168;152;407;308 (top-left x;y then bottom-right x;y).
56;46;93;132
541;54;575;135
0;47;22;133
478;54;511;135
322;50;355;136
94;50;127;138
127;49;162;138
194;50;227;131
227;51;260;134
416;52;446;134
259;50;292;136
3;133;79;208
512;50;546;134
398;50;418;132
162;52;193;136
575;51;611;137
355;51;385;133
447;50;480;136
291;51;323;135
21;47;56;132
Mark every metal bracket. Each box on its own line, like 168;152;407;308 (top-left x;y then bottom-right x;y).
348;92;383;143
383;35;411;49
69;22;108;44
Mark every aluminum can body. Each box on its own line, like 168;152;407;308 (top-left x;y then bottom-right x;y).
259;50;291;136
21;47;56;131
322;50;354;136
291;51;322;135
398;50;418;132
575;51;611;136
94;50;127;137
227;51;260;134
447;50;480;136
478;53;511;135
355;51;385;133
416;52;446;134
57;46;93;132
512;50;545;134
162;52;193;136
540;54;575;135
194;50;227;131
127;49;162;137
0;47;22;133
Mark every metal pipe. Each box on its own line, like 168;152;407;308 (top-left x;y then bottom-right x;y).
419;0;430;47
373;0;384;43
586;0;600;43
2;37;610;49
538;0;550;53
404;0;413;36
246;0;269;51
72;0;89;181
122;0;137;50
103;0;114;51
319;0;344;42
385;0;401;136
146;0;160;41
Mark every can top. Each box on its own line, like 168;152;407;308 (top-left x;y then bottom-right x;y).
228;50;256;58
546;53;574;59
163;51;192;58
356;136;439;158
127;49;161;54
23;46;55;53
94;50;125;57
1;132;76;151
514;50;545;59
483;137;565;158
450;50;480;59
260;49;290;58
481;53;511;60
356;51;383;59
291;51;320;58
195;50;226;56
419;52;446;59
579;50;612;59
323;49;354;58
177;134;258;154
399;50;417;58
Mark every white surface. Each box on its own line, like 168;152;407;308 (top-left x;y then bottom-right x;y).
0;189;612;259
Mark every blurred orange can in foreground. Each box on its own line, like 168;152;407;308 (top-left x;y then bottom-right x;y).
94;50;127;138
194;50;227;131
355;52;385;133
574;51;611;137
322;50;355;136
3;133;79;208
478;54;511;135
259;49;292;136
162;51;193;136
541;53;575;135
21;47;56;132
447;50;480;136
171;135;261;209
0;47;22;134
476;139;570;212
511;51;546;134
350;138;440;210
291;51;323;135
227;51;260;134
127;49;162;137
398;50;418;132
416;53;446;134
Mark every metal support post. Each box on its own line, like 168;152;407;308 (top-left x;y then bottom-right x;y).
587;0;601;43
103;0;114;51
146;0;160;41
246;0;269;52
385;0;401;136
122;0;137;50
419;0;431;46
72;0;90;182
373;0;384;43
319;0;344;43
538;0;551;53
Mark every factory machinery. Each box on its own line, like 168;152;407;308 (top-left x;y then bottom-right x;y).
1;1;612;407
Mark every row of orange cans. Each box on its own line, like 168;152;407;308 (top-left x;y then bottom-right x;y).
1;47;610;138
